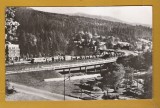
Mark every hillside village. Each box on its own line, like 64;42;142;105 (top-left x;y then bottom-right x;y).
5;31;152;63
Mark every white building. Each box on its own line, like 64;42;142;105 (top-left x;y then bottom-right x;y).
137;38;152;52
5;42;20;62
99;42;107;50
117;41;130;46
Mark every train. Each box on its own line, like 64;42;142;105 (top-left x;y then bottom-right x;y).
30;51;125;63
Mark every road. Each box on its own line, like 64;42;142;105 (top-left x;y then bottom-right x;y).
6;57;117;75
11;82;81;101
44;74;101;82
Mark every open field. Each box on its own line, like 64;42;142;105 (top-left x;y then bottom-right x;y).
6;70;63;87
6;69;142;100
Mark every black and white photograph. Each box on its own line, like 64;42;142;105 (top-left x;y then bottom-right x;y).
5;6;152;101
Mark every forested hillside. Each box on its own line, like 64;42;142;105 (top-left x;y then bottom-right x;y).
12;7;152;58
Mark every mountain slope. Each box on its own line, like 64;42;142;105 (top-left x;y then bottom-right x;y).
69;13;124;23
70;12;152;27
12;7;152;58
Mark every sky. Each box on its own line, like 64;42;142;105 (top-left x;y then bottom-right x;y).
31;6;152;26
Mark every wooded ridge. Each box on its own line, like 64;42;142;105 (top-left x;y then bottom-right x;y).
12;7;152;58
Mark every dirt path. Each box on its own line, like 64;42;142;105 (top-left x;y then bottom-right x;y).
11;82;80;101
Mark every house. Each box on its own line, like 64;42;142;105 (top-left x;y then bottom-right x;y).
114;41;131;50
99;42;107;50
139;38;152;44
5;42;20;62
137;38;152;52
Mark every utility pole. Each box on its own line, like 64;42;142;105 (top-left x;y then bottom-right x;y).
63;70;66;100
63;73;71;101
